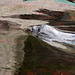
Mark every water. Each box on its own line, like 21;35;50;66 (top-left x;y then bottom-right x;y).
55;0;75;6
15;25;75;75
32;25;75;47
14;1;75;74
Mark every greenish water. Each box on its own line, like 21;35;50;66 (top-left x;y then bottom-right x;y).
15;35;75;75
55;0;75;6
24;0;75;6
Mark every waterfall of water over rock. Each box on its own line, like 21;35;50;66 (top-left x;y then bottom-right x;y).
32;25;75;49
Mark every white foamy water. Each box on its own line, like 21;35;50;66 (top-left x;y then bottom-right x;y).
32;25;75;47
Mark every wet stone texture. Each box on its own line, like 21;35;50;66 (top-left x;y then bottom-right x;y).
0;0;75;75
3;9;75;31
15;35;75;75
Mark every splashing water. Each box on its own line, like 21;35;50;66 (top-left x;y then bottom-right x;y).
32;25;75;48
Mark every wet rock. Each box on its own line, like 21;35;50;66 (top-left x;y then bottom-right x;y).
15;35;75;75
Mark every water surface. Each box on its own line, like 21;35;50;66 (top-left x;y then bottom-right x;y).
55;0;75;6
32;25;75;46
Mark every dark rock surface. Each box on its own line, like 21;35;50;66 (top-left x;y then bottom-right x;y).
3;9;75;31
15;35;75;75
